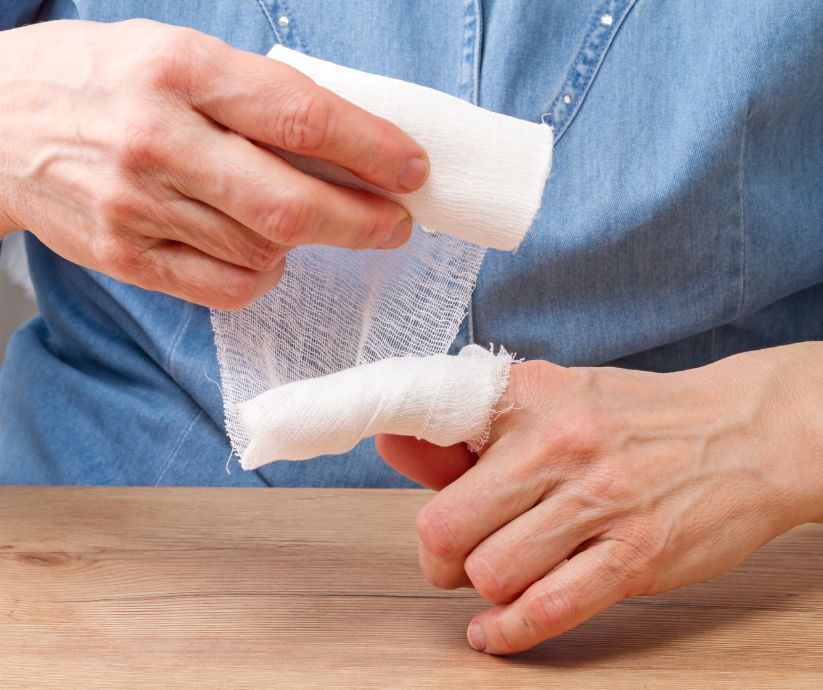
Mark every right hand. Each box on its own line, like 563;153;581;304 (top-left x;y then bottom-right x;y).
0;19;428;308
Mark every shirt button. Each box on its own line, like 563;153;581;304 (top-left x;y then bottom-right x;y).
278;15;290;27
563;94;573;105
600;13;614;27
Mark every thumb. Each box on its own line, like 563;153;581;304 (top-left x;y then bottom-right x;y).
375;434;477;490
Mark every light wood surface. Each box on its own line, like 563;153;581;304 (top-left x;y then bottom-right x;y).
0;487;822;688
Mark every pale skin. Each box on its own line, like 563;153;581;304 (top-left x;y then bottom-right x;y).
0;19;429;308
4;19;822;657
377;342;823;654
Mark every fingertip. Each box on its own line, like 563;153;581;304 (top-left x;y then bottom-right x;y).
467;621;487;653
397;154;430;192
466;609;512;656
378;214;413;249
250;260;287;300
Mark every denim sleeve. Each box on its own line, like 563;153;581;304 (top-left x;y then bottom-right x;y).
0;1;45;30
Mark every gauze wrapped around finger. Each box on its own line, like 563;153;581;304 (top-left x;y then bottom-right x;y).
211;46;552;467
239;345;513;469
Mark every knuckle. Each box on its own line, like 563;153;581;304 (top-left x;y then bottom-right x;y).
246;237;285;273
416;505;460;561
93;186;139;229
92;234;140;276
509;403;610;485
357;119;393;177
508;360;561;405
276;90;332;153
487;615;518;654
354;200;396;249
498;360;564;432
526;587;578;634
464;553;511;604
540;405;610;459
115;117;175;172
137;27;200;93
259;189;314;246
612;528;666;592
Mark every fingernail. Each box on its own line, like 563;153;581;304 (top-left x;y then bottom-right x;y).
467;622;486;652
397;156;429;192
379;216;412;249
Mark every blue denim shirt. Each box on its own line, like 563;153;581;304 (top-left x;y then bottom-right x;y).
2;1;822;486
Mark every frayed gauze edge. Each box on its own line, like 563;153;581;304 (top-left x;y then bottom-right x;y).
239;345;514;469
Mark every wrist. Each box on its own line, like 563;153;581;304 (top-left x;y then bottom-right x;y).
0;27;26;240
744;342;823;525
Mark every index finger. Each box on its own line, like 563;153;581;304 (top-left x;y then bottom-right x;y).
188;44;429;194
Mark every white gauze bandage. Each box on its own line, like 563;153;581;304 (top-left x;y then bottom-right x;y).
239;344;513;469
211;46;552;468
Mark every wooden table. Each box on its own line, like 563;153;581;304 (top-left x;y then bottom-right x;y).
1;487;822;688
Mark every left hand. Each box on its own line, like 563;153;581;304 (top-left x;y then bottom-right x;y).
376;342;823;654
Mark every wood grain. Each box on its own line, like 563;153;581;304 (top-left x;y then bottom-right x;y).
0;486;821;688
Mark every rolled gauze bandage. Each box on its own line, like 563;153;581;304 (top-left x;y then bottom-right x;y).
267;45;553;250
238;345;513;469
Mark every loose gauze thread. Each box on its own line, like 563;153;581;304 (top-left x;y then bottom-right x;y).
210;46;553;468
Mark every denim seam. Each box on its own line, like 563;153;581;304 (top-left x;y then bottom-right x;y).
463;0;483;346
276;1;309;53
734;106;750;322
166;300;194;377
541;0;638;143
471;0;483;104
154;408;204;486
458;0;478;101
254;0;309;52
253;0;281;42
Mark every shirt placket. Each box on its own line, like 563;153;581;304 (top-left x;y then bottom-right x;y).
256;0;308;52
541;0;637;142
449;0;484;354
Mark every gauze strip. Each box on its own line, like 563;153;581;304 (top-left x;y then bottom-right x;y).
239;345;513;469
211;47;552;465
267;46;553;250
